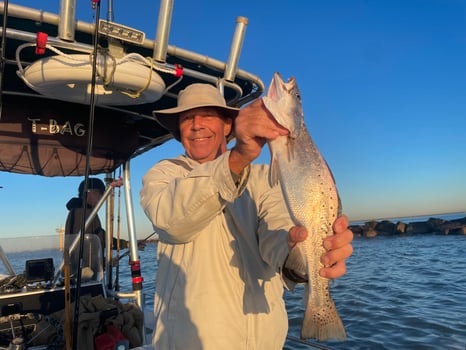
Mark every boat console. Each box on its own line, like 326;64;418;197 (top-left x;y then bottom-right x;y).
0;237;105;348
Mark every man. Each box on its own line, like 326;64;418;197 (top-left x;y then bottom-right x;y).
65;178;108;246
65;178;144;265
140;84;353;349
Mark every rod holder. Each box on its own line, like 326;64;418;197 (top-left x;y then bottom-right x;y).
224;16;248;82
153;0;174;63
58;0;76;42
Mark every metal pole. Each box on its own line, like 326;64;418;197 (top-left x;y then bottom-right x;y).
0;244;15;275
58;0;76;42
224;16;248;82
153;0;174;63
107;0;114;22
123;160;146;341
105;173;114;290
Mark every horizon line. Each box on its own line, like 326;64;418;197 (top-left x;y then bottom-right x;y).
350;210;466;224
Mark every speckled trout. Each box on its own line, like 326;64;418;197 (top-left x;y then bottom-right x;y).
263;72;346;341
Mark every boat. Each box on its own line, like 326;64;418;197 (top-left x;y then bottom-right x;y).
0;0;264;349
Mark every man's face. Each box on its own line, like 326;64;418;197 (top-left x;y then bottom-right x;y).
179;107;232;163
86;189;103;207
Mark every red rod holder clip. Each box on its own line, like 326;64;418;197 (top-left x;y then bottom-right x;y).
111;177;124;188
35;32;48;55
174;64;183;77
91;0;100;9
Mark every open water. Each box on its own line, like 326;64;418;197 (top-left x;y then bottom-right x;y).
2;225;466;349
284;234;466;350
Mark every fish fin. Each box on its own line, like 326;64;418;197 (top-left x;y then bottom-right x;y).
287;137;296;162
284;243;308;279
301;297;346;341
337;193;343;216
303;284;310;306
268;154;279;187
262;95;287;128
262;96;275;116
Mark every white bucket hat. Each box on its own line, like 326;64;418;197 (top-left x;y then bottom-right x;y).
153;83;239;140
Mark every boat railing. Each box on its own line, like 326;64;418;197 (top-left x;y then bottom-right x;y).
0;1;264;107
0;244;15;276
53;185;113;283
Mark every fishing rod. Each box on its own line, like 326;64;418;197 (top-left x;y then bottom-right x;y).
113;230;157;293
71;1;102;349
142;230;159;242
286;335;333;350
116;231;158;262
0;0;9;117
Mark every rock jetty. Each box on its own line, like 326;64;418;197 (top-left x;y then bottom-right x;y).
350;216;466;238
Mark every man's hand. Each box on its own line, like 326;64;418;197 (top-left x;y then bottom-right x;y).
320;215;353;278
287;226;308;249
287;215;353;279
229;99;288;174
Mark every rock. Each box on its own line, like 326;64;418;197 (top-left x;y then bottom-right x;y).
349;225;363;237
375;220;396;235
395;221;406;234
427;218;445;232
350;216;466;238
445;226;466;235
364;228;378;238
405;221;433;234
450;216;466;225
437;219;466;235
364;220;377;230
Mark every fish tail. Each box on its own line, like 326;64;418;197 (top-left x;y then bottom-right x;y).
301;300;346;341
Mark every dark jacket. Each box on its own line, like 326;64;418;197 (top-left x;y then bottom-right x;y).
65;197;127;251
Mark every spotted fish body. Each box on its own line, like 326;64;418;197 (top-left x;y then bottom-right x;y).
263;72;346;341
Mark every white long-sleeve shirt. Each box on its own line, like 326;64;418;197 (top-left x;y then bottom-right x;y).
140;151;294;350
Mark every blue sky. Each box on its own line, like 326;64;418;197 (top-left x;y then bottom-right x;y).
1;0;465;239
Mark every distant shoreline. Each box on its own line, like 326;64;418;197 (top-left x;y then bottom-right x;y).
350;211;466;225
350;212;466;238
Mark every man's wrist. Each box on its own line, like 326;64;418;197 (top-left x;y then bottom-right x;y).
229;147;249;175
